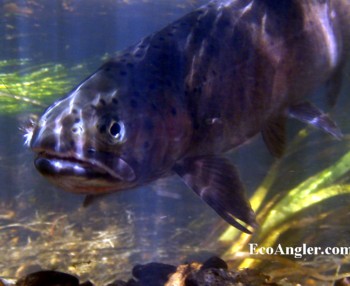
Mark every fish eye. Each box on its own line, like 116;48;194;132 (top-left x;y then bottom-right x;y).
108;120;125;141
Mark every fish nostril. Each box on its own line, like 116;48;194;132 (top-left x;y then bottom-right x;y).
86;148;96;156
30;133;58;152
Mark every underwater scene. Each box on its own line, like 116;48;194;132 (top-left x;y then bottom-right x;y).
1;0;350;285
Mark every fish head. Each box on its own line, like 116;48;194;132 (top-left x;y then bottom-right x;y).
30;62;191;194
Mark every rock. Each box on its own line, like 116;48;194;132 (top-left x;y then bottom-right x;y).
201;256;228;270
185;268;277;286
165;262;202;286
16;270;79;286
132;262;177;286
334;277;350;286
8;257;290;285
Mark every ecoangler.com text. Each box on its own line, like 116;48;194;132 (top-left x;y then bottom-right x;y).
249;243;350;259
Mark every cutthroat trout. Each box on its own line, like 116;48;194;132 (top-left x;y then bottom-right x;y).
29;0;350;233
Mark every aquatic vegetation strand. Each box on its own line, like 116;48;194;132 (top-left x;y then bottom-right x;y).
0;59;87;114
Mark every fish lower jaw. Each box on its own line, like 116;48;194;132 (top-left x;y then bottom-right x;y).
33;151;137;193
33;153;126;194
34;152;115;181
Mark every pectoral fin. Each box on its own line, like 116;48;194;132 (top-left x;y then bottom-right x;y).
173;156;257;233
288;101;343;139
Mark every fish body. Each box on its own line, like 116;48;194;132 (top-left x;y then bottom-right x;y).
30;0;350;232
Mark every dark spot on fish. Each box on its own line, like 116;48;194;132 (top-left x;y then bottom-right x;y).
133;91;140;97
74;118;80;123
72;109;78;114
69;140;75;147
193;86;202;94
98;124;107;133
152;45;160;49
159;54;169;62
164;79;172;87
124;52;131;57
156;79;164;86
171;107;177;116
138;44;146;49
193;122;200;130
112;98;119;105
99;99;106;106
143;141;150;149
144;119;154;131
126;63;134;68
207;42;216;54
158;36;165;41
119;70;127;76
151;60;160;68
135;52;143;58
71;127;78;133
130;99;138;108
90;104;97;110
149;83;156;90
167;32;174;37
151;103;157;111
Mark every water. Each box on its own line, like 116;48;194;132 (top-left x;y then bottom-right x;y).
1;1;350;285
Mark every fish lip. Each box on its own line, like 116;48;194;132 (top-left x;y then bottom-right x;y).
34;151;136;182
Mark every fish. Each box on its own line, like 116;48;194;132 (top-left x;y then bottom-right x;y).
28;0;350;233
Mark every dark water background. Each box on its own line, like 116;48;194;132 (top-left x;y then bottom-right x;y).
1;0;350;285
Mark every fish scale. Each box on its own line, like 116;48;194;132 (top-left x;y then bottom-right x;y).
29;0;350;233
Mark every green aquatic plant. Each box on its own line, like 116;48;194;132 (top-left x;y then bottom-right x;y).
219;128;350;283
0;59;89;114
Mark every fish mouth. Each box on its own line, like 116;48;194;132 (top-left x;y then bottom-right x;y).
34;151;136;184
